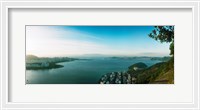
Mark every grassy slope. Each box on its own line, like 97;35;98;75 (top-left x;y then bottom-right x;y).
150;58;174;84
151;68;174;84
128;58;174;84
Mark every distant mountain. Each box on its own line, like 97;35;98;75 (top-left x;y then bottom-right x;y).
110;56;151;60
77;54;111;58
150;56;171;62
135;52;169;57
110;56;171;61
26;55;39;60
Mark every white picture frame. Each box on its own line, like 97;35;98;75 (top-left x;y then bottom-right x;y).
0;0;199;110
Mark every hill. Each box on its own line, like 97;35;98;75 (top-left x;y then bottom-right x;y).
128;62;147;70
128;58;174;84
26;55;39;60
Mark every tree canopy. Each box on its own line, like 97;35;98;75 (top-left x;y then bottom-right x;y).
148;26;174;56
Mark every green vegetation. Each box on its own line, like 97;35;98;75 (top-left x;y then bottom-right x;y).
99;26;174;84
128;58;174;84
127;26;175;84
148;26;174;56
99;59;174;84
128;62;147;70
126;26;174;84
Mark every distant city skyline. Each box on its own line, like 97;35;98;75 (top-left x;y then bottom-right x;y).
26;26;170;57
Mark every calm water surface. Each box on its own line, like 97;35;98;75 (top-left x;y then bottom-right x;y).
26;58;161;84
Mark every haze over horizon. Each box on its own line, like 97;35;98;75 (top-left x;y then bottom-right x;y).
26;26;170;57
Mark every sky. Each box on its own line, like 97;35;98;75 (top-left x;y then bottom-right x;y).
26;26;170;57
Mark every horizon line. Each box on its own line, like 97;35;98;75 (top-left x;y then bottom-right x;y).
26;54;171;58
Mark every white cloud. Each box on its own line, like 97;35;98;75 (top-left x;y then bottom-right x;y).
26;26;107;57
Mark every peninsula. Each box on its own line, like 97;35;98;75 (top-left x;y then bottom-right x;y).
26;55;77;70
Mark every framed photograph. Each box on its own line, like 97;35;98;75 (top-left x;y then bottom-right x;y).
0;0;199;110
25;25;174;84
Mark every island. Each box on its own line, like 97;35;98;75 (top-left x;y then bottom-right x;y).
128;62;147;71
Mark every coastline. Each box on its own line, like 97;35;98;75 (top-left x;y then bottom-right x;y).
26;55;78;70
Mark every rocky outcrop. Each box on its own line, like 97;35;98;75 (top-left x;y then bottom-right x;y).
99;71;136;84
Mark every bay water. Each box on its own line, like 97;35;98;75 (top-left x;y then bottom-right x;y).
26;57;161;84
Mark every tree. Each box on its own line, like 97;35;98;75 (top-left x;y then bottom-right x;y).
148;26;174;56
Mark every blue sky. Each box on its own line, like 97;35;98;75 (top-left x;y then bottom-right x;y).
26;26;170;57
